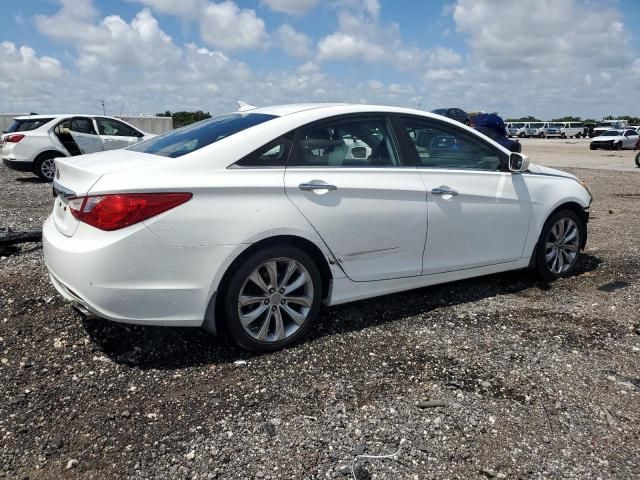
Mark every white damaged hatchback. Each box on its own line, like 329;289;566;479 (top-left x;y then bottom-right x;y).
43;104;592;352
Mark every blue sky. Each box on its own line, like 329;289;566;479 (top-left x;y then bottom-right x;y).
1;0;639;118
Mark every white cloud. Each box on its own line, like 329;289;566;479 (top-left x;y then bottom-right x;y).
274;24;311;58
261;0;320;15
200;2;268;50
318;33;385;63
133;0;268;51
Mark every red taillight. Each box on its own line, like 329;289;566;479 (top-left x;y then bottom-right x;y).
68;193;192;231
5;134;25;143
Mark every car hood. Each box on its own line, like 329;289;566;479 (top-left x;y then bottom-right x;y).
592;135;620;141
527;162;578;181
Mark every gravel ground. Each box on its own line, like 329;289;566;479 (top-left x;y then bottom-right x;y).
1;161;639;480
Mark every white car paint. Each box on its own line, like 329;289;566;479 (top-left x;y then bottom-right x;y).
1;114;154;178
590;129;639;149
43;103;591;332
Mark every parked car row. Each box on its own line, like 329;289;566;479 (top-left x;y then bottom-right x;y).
1;114;153;180
507;121;585;138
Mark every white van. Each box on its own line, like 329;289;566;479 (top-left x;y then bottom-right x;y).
560;122;584;138
543;122;564;138
525;122;545;138
593;120;628;137
507;122;526;137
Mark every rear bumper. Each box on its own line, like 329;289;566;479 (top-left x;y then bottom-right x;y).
43;215;236;327
2;158;33;172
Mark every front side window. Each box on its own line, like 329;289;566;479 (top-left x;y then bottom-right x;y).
128;113;277;158
291;117;399;167
96;118;140;137
401;118;502;171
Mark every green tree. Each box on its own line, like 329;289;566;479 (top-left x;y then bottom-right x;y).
505;116;541;122
550;116;582;122
157;110;212;128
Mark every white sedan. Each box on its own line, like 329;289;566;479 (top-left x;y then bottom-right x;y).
1;114;154;180
43;104;591;352
590;129;640;150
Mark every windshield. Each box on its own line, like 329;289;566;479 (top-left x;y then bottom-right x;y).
511;123;525;128
600;130;621;137
597;122;616;128
549;123;563;128
529;123;543;128
128;113;277;158
4;118;53;133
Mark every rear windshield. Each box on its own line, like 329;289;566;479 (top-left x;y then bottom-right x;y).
128;113;277;158
5;118;53;133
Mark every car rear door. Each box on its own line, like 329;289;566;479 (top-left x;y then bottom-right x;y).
284;114;428;281
95;117;143;150
57;117;103;155
396;116;532;274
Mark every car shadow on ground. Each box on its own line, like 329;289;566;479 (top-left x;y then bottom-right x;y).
15;176;49;184
83;253;602;370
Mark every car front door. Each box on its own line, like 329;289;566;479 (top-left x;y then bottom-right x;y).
624;130;639;148
95;117;143;150
284;115;428;281
68;117;103;154
396;116;532;274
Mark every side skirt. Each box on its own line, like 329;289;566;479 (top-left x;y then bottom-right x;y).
327;258;530;306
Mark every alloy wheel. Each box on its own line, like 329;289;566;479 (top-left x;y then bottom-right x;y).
237;257;314;343
545;218;580;274
41;158;56;180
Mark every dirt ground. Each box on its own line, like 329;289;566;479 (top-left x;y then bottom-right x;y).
516;137;639;172
1;143;639;479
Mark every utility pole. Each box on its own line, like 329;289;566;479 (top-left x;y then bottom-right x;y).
98;99;105;115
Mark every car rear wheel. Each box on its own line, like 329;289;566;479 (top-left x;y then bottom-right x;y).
615;142;622;150
224;246;322;353
33;153;58;181
635;151;640;168
533;210;583;282
575;133;582;138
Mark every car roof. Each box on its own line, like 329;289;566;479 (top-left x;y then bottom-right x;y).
13;114;123;121
245;103;461;121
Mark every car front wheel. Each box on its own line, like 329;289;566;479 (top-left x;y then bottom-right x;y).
533;210;584;282
224;246;322;353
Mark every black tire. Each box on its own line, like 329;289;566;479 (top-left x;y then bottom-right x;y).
33;152;59;181
635;151;640;168
533;209;584;282
575;132;582;139
590;145;596;150
560;133;566;139
223;245;323;353
615;142;622;151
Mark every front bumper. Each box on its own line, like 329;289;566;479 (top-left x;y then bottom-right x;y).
2;158;33;172
43;215;236;327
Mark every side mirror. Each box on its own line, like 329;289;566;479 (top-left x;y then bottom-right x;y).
508;152;529;173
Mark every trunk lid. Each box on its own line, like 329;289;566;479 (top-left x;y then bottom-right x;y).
52;149;163;237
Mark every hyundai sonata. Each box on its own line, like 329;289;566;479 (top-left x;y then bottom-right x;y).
43;104;591;352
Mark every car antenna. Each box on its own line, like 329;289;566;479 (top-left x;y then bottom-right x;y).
237;101;258;112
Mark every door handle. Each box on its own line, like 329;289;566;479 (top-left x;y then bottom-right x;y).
299;181;337;192
431;186;459;196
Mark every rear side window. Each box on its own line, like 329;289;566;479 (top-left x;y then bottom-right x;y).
290;117;400;167
5;118;53;133
70;118;96;134
233;134;293;167
128;113;277;158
